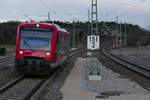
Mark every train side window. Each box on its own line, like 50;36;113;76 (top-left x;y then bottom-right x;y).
62;35;65;48
56;33;59;53
58;32;63;54
60;33;64;48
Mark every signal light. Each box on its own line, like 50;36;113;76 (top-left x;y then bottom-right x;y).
19;51;23;55
46;52;50;56
36;24;39;27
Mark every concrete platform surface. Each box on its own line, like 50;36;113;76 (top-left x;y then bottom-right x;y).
61;57;97;100
61;57;150;100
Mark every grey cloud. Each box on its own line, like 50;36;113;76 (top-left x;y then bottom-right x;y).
0;0;149;29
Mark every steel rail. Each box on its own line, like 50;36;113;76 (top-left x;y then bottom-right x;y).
24;48;81;99
0;76;26;95
0;48;81;99
0;57;15;64
102;49;150;79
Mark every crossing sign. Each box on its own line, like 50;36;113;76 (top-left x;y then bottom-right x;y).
87;35;100;50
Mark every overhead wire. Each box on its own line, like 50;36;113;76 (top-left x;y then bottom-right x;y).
36;0;67;21
118;5;138;17
36;0;56;14
100;1;141;23
0;17;7;22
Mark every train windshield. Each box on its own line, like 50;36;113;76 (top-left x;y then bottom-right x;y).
20;27;53;51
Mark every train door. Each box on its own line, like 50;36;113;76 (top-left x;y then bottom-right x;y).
64;34;69;56
57;32;65;65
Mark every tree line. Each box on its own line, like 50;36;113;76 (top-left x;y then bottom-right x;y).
0;20;150;47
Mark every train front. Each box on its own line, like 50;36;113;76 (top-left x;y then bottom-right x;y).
15;23;57;75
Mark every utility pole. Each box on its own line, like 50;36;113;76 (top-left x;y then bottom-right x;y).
88;10;91;22
48;12;50;22
119;20;122;47
87;0;101;81
68;14;76;47
91;0;98;35
125;23;127;46
88;10;91;34
72;20;75;47
116;16;119;47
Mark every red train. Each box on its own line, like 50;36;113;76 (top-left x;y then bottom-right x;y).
15;22;70;75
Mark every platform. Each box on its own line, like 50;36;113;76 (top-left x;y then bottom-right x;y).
61;57;150;100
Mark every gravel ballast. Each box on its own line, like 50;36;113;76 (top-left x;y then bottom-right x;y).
111;46;150;70
30;54;79;100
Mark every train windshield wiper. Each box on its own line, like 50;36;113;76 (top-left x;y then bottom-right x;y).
24;38;33;50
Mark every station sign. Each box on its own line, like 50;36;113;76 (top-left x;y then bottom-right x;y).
87;35;100;50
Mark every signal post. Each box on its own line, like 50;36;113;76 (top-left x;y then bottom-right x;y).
87;0;101;81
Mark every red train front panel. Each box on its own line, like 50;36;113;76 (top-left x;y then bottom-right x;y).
15;23;60;75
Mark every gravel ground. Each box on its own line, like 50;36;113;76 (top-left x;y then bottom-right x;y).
0;56;13;59
111;46;150;70
0;45;15;56
0;77;43;100
0;60;21;89
81;57;150;97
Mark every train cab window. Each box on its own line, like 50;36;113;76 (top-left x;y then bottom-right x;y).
20;27;53;51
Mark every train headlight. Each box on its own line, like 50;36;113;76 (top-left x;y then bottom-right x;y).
46;52;50;56
36;24;39;27
19;51;23;55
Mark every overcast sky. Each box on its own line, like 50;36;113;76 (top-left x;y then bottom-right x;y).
0;0;150;29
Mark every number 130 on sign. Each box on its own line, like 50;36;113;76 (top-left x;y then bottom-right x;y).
87;35;100;50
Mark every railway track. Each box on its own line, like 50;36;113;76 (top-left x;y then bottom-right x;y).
0;56;15;64
102;49;150;79
0;49;80;100
0;75;50;99
0;56;15;70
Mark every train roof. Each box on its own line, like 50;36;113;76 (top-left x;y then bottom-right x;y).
19;22;69;33
53;24;68;33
